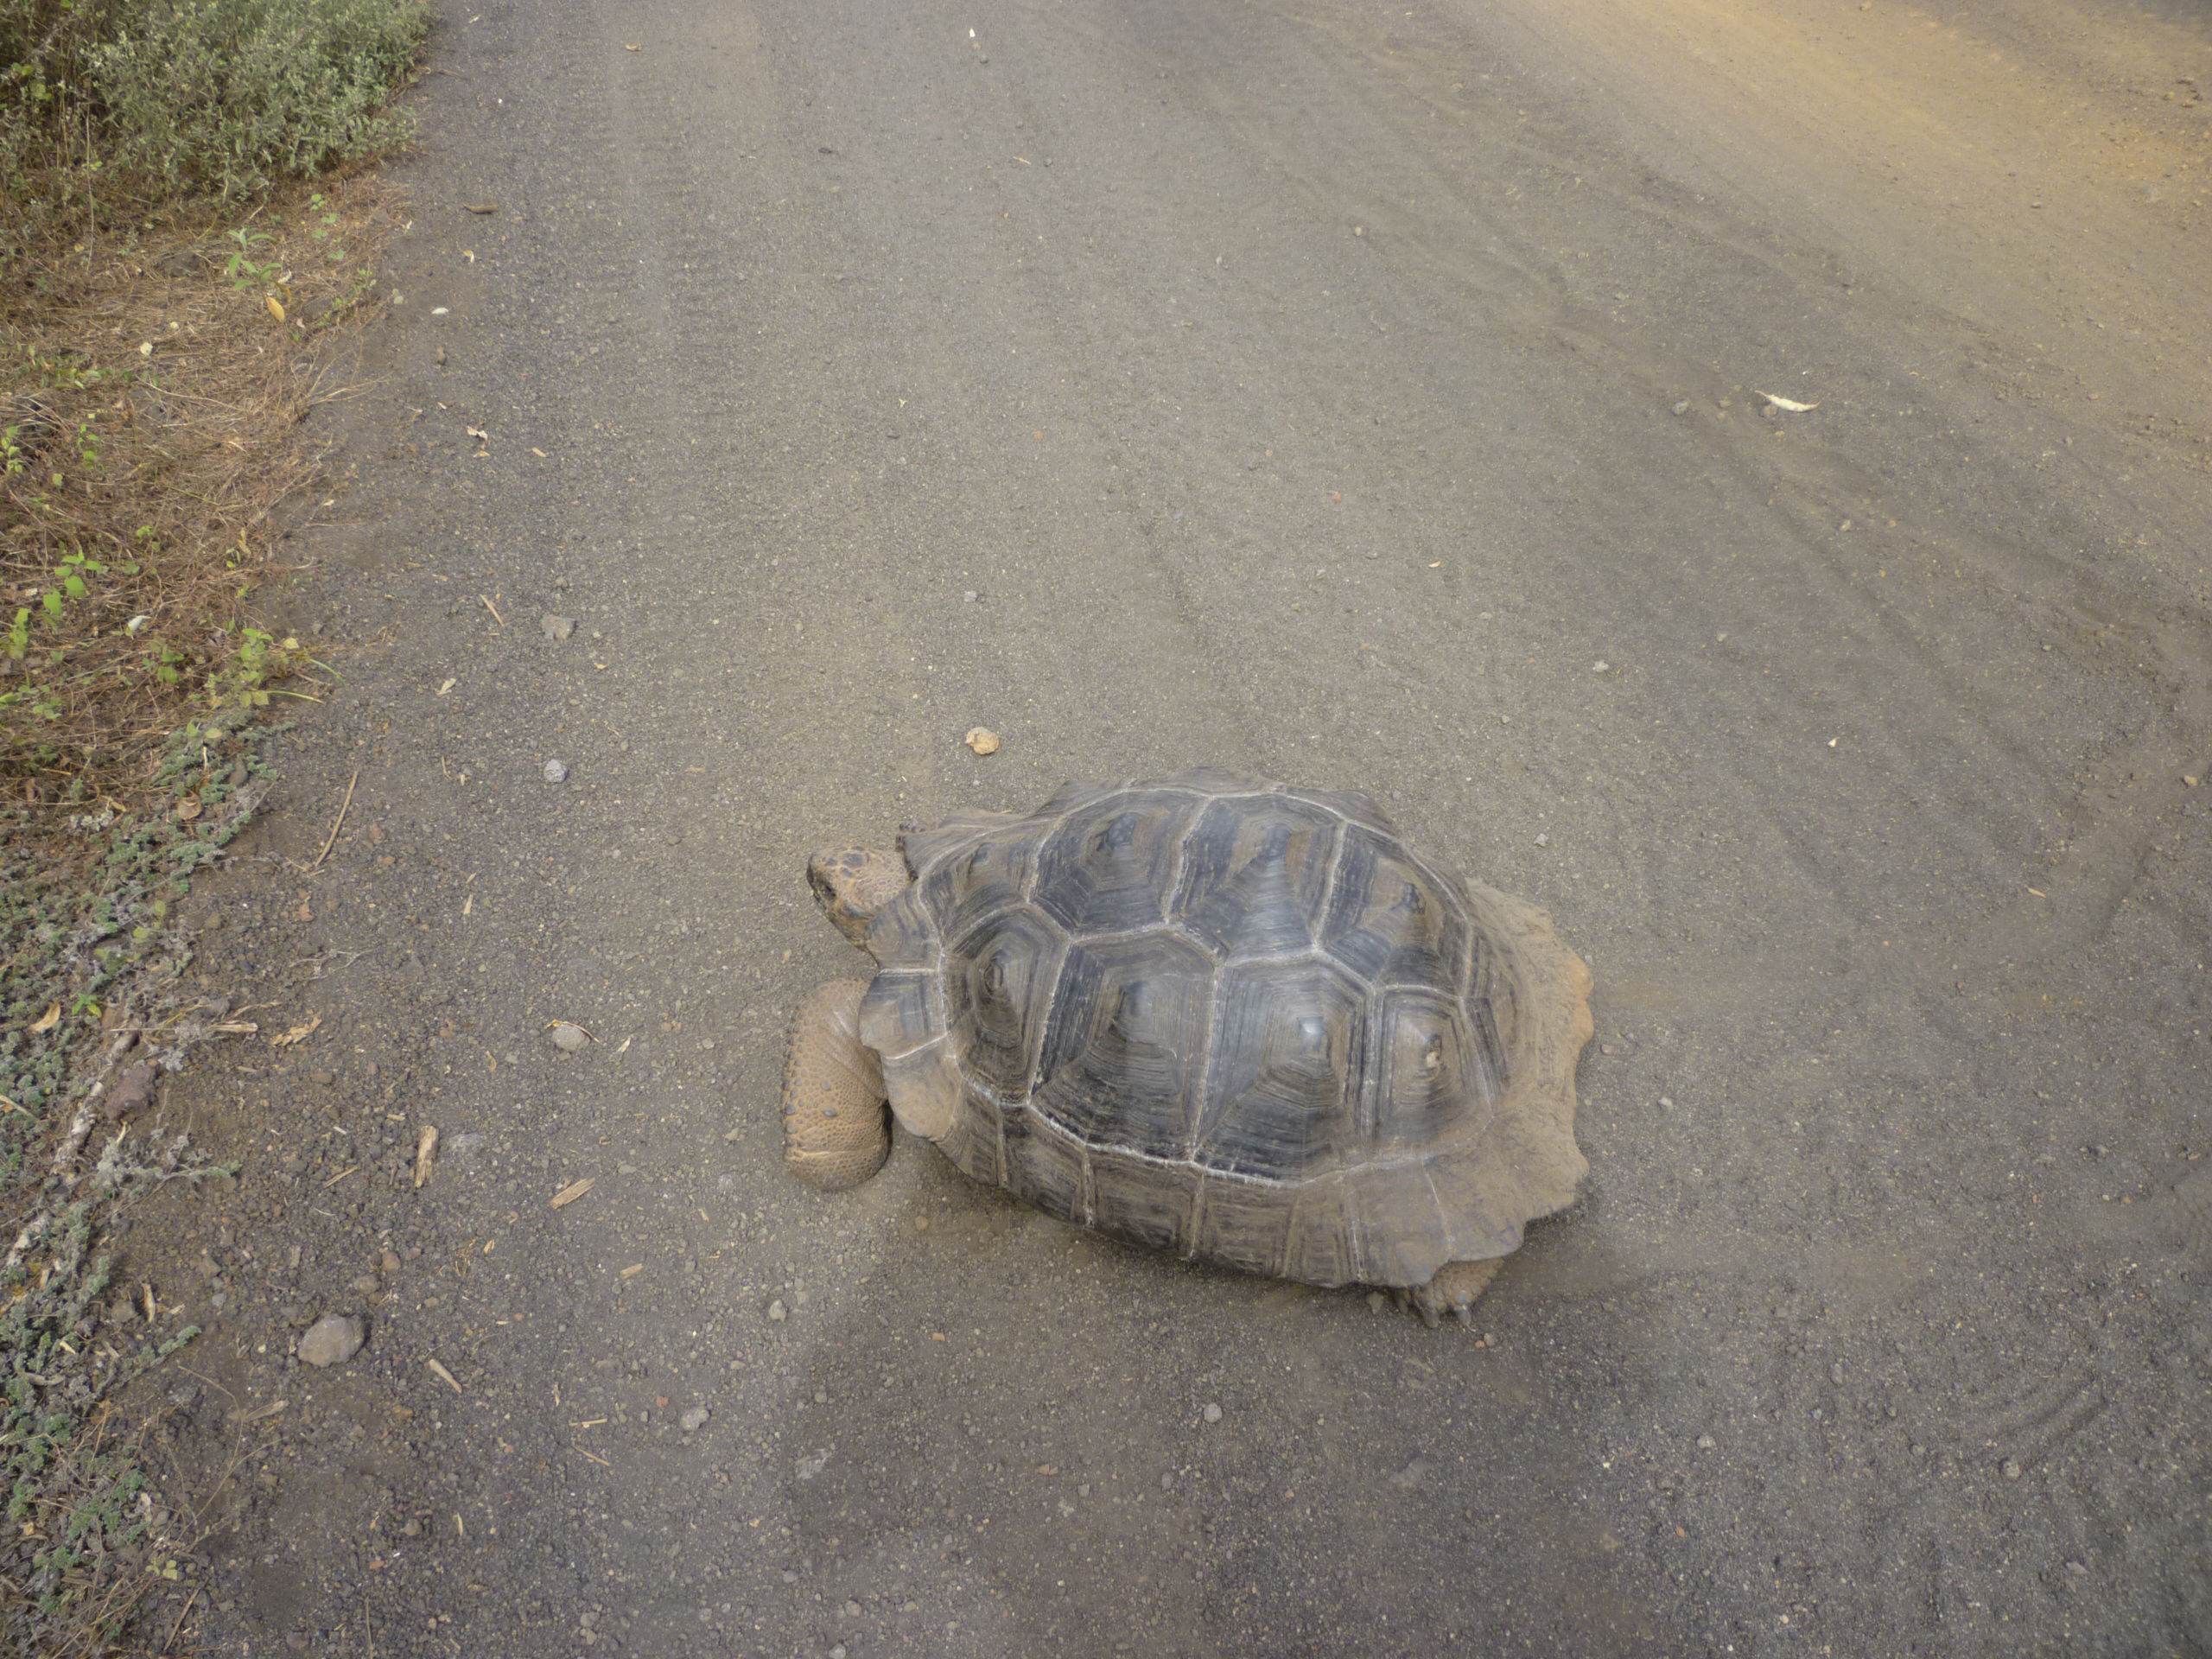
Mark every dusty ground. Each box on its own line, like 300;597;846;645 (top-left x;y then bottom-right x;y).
103;0;2210;1654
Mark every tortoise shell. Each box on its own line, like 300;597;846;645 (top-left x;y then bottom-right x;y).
857;770;1590;1288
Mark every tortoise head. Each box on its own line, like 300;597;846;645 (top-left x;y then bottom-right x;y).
805;845;911;948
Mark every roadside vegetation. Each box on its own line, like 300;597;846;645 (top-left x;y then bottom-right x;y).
0;0;428;1646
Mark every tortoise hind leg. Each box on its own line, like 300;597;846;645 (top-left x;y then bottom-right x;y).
1399;1258;1502;1328
782;978;892;1189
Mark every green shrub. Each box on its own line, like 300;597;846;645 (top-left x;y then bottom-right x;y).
0;0;429;203
90;0;429;194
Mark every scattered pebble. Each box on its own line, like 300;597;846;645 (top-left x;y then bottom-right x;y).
767;1299;787;1321
962;589;978;603
297;1314;365;1369
1591;661;1610;673
963;727;1001;756
1202;1402;1223;1424
1696;1433;1717;1450
541;614;576;641
1389;1455;1436;1489
1672;400;1691;416
1535;833;1549;847
550;1022;588;1052
842;1600;863;1617
2001;1458;2023;1479
102;1064;156;1121
680;1406;710;1433
543;759;570;784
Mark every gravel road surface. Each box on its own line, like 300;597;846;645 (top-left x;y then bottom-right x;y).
124;1;2211;1654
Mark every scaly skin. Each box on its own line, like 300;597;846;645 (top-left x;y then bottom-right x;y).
1397;1258;1503;1327
781;977;891;1189
805;845;909;948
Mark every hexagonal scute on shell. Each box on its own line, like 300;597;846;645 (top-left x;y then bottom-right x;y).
1172;795;1342;958
1366;985;1499;1151
1319;825;1471;990
915;820;1039;943
1193;955;1367;1179
1032;931;1215;1159
1034;791;1205;935
944;906;1068;1097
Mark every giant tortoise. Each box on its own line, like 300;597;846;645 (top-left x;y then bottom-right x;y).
780;770;1592;1322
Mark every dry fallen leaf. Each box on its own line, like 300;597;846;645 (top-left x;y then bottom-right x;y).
963;727;1001;756
427;1358;463;1394
620;1263;644;1279
175;798;203;822
29;1002;60;1035
550;1177;595;1209
266;295;287;324
464;202;499;214
531;447;549;458
413;1125;440;1188
1756;391;1819;411
271;1014;322;1047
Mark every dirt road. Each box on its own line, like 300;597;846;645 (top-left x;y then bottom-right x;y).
127;0;2210;1653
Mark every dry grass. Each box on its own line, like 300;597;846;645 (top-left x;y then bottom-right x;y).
1;168;404;822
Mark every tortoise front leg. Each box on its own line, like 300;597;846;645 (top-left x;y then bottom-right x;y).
782;978;892;1189
1399;1258;1502;1328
